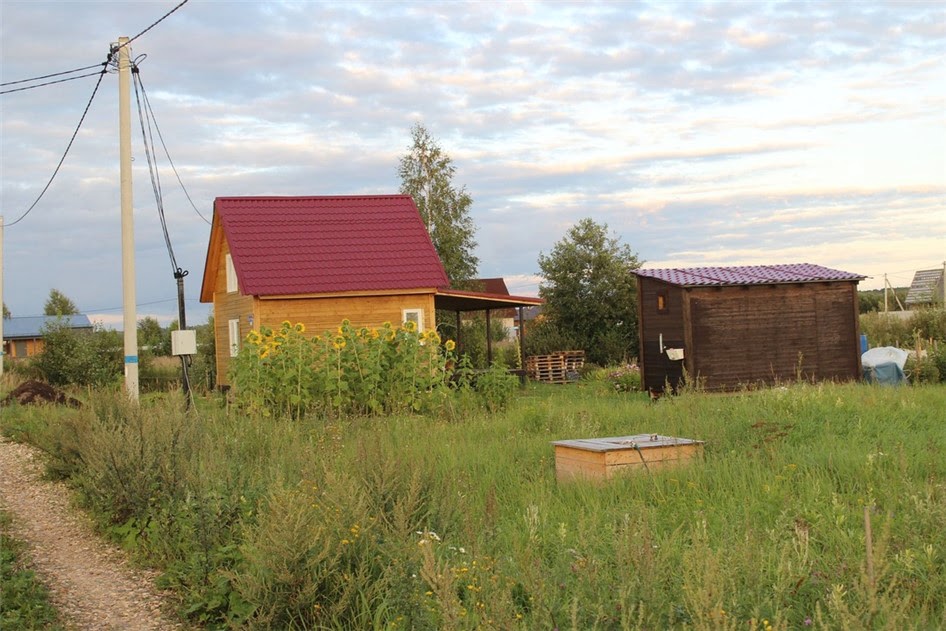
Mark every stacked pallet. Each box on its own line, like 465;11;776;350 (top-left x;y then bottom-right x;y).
526;350;585;384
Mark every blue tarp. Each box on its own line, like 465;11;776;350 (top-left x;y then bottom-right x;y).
862;347;909;386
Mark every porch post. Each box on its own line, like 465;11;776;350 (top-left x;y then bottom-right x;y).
486;309;493;365
518;306;527;384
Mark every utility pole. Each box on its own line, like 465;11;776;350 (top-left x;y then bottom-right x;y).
115;37;139;401
884;274;890;313
0;216;4;379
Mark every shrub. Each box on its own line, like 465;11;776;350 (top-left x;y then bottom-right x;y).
472;363;519;412
522;318;579;357
31;321;121;387
607;363;641;392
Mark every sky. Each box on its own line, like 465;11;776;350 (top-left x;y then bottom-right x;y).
1;0;944;329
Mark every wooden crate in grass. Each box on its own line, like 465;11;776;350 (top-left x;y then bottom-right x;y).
552;434;704;481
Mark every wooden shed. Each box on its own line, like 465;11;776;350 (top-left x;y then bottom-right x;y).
634;264;865;392
2;314;93;359
200;195;541;386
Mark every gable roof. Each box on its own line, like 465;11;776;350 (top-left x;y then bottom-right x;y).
905;268;944;306
4;315;93;340
634;263;865;287
200;195;449;301
470;278;510;295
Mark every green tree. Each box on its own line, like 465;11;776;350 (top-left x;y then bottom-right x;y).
138;316;171;356
2;303;9;319
398;123;478;284
43;289;78;316
537;218;642;365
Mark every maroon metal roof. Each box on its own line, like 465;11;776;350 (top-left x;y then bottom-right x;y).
634;263;865;287
214;195;449;296
471;278;510;295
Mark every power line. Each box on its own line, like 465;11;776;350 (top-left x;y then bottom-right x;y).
133;64;179;274
134;68;211;224
0;70;106;96
0;62;107;88
117;0;191;50
1;62;109;228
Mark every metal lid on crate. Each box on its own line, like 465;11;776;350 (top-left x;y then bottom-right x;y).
552;434;704;452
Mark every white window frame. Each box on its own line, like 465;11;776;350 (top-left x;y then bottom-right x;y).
225;253;238;293
228;318;241;357
402;308;424;332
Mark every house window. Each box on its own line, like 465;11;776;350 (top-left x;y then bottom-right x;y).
657;291;669;314
14;340;28;357
228;318;241;357
226;253;238;293
402;308;424;332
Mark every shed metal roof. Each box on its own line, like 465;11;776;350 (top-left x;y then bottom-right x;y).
634;263;865;287
905;269;944;305
202;195;449;298
3;315;93;339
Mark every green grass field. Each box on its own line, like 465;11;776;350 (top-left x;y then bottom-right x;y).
1;380;944;629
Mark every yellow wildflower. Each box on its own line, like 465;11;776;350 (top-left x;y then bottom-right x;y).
445;340;456;352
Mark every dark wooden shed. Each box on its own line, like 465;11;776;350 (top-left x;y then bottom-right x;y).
634;264;865;392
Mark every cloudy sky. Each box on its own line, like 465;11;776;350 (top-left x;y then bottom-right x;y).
1;0;944;328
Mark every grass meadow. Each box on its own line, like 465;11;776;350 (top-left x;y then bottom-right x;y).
1;379;944;630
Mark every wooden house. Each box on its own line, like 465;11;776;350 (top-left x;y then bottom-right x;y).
200;195;542;386
2;315;93;359
634;264;865;392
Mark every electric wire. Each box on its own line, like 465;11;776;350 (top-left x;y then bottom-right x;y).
135;71;211;224
1;62;107;89
115;0;190;50
1;62;109;228
0;71;104;95
132;65;179;274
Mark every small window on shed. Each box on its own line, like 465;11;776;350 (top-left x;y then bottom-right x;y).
402;308;424;332
656;291;669;314
225;253;238;293
228;318;241;357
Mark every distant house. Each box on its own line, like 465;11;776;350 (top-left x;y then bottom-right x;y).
2;314;93;359
905;268;945;308
466;278;516;338
200;195;542;386
634;264;865;392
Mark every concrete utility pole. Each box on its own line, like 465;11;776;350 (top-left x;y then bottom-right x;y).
116;37;139;401
0;216;4;378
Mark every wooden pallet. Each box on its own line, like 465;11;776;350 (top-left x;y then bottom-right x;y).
527;351;585;384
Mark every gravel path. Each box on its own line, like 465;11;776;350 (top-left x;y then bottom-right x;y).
0;436;184;630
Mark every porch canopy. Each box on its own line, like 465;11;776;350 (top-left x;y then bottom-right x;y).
434;289;543;367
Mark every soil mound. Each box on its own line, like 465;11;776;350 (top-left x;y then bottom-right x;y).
3;380;82;408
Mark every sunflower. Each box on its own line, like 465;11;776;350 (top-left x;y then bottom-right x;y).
333;336;347;350
294;322;306;333
444;340;456;352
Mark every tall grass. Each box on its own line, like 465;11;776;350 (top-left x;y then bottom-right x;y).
1;380;943;629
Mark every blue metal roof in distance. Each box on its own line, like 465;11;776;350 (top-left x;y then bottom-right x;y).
634;263;865;287
3;315;93;339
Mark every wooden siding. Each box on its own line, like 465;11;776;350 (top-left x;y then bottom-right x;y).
258;293;436;338
638;278;687;392
4;338;43;358
688;282;860;390
212;238;256;386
